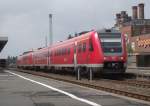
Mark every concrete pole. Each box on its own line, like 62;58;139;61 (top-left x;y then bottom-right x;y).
89;68;93;81
45;36;47;47
49;14;53;45
76;68;81;80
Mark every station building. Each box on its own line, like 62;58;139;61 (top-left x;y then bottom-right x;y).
115;3;150;67
0;36;8;67
0;36;8;52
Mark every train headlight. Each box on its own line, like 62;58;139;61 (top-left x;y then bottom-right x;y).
120;56;124;60
104;57;106;60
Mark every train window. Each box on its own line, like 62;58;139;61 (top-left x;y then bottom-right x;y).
59;49;60;55
61;49;63;55
83;42;86;52
89;39;94;51
68;48;70;54
57;50;59;56
62;48;63;55
65;48;68;55
58;49;59;56
45;53;47;57
59;49;61;55
64;48;66;55
74;46;76;53
62;48;65;55
60;48;62;55
62;48;64;55
78;44;82;53
56;50;58;56
57;49;59;56
65;48;67;55
77;45;79;52
54;51;56;56
50;51;53;56
60;49;61;55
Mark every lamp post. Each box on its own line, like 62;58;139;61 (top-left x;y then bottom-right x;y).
49;14;53;45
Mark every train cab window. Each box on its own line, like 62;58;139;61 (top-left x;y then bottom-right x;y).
83;42;86;52
89;39;94;51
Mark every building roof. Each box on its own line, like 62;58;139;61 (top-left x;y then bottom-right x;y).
122;19;150;26
0;37;8;52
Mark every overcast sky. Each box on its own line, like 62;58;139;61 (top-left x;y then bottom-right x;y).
0;0;149;58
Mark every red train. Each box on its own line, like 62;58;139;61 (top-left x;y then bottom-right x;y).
17;29;127;76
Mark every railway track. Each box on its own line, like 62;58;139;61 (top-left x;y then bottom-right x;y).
9;68;150;102
100;79;150;88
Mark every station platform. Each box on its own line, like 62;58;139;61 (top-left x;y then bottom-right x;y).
127;56;150;78
0;69;149;106
127;65;150;79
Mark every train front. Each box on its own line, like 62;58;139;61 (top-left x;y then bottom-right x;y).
98;29;127;73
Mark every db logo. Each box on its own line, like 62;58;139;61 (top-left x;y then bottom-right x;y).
136;37;150;48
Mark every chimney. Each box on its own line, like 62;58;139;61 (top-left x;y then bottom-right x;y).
138;3;144;19
116;13;121;19
121;11;126;17
132;6;138;19
116;13;121;27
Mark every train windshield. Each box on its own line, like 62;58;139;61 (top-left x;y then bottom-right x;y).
98;33;122;55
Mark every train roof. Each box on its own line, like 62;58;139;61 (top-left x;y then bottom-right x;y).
97;28;121;34
19;28;122;56
48;30;95;49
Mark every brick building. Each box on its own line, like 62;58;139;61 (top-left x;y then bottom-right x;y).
115;3;150;67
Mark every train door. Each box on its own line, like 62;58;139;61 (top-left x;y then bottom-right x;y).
48;47;52;67
74;41;77;68
76;40;88;65
82;41;88;64
47;49;49;66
